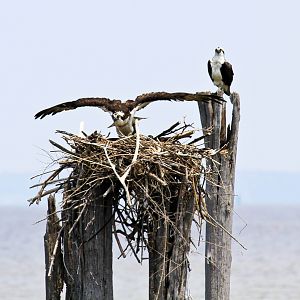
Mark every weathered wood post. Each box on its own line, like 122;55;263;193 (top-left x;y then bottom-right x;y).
148;179;195;300
198;93;240;300
62;179;114;300
44;182;114;300
44;195;64;300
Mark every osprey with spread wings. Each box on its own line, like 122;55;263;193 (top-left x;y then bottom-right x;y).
35;92;223;136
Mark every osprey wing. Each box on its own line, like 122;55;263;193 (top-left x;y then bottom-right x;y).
207;60;213;81
220;62;234;86
35;98;116;119
132;92;224;112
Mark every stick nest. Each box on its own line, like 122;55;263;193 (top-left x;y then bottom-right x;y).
30;122;218;261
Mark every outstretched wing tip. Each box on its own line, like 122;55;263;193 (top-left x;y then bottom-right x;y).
34;97;114;120
34;112;43;119
34;108;58;119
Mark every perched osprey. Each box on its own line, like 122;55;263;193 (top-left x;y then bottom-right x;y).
35;92;223;136
208;47;234;96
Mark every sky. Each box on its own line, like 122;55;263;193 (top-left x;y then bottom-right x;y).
0;1;299;204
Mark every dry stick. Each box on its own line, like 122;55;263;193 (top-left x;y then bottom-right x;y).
208;215;247;250
121;120;141;180
30;168;62;180
103;121;141;206
169;130;195;141
135;181;183;241
28;187;61;205
61;173;99;206
47;226;64;277
113;222;126;258
188;133;209;145
28;165;66;205
34;203;82;225
115;209;141;263
148;172;168;186
103;147;132;206
30;177;72;188
154;121;181;139
49;139;79;157
68;203;88;235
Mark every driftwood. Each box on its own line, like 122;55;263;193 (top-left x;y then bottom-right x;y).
198;92;240;300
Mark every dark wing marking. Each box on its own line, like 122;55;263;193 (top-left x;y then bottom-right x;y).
220;62;234;86
207;60;213;81
131;92;224;112
35;98;118;119
132;92;192;111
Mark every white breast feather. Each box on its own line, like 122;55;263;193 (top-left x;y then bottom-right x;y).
211;54;225;88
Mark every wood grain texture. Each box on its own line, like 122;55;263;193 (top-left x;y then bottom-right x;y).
44;195;64;300
62;180;114;300
148;177;195;300
198;92;240;300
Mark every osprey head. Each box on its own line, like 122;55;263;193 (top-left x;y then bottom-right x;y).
112;111;126;121
109;111;130;128
215;47;224;55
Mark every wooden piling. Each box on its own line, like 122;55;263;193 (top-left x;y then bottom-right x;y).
148;178;195;300
198;93;240;300
62;180;114;300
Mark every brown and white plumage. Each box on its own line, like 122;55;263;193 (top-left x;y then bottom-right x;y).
208;47;234;96
35;91;223;136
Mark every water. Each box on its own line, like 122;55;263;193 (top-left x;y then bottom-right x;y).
0;204;299;299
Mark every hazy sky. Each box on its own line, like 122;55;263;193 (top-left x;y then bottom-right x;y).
1;0;299;175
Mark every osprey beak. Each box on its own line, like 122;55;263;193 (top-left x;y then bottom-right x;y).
135;116;147;120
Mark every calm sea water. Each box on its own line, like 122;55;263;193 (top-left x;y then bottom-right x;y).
0;204;299;300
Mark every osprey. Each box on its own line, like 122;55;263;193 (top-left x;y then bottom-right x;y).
35;92;223;136
208;47;234;96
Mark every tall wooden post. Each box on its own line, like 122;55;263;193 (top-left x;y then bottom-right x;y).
198;93;240;300
148;177;195;300
62;181;114;300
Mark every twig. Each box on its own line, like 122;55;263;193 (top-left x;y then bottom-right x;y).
121;120;141;182
154;121;181;139
28;187;62;205
103;146;132;206
209;215;247;250
48;226;64;277
148;172;167;186
102;121;141;206
30;177;72;188
49;140;78;157
29;165;66;205
68;203;87;235
113;222;126;258
168;130;195;141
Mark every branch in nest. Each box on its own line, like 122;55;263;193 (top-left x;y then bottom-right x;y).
28;165;66;205
154;121;181;139
167;130;196;141
49;140;78;157
102;120;141;206
28;187;62;205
